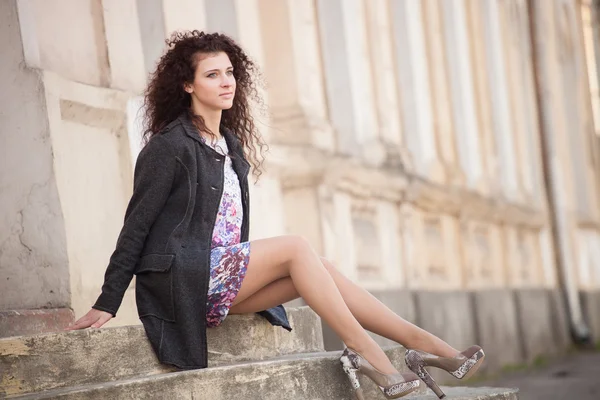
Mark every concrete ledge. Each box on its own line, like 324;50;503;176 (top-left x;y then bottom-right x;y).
514;288;559;361
409;386;519;399
414;291;477;351
580;289;600;344
549;289;571;351
9;347;425;400
208;305;323;365
472;290;522;372
0;307;322;397
0;308;74;338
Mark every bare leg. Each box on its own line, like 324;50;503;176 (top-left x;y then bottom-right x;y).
231;256;458;358
231;235;398;374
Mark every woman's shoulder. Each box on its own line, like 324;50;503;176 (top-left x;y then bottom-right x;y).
148;118;192;154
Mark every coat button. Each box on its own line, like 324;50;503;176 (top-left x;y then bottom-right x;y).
211;186;218;190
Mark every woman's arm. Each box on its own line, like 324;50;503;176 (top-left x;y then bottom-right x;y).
91;134;177;318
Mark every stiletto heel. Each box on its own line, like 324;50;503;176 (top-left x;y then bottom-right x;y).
416;364;446;399
405;349;446;398
341;355;365;400
340;347;421;399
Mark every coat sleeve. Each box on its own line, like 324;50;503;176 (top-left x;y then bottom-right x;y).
92;135;177;316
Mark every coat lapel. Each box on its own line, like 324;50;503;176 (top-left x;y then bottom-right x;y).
223;128;251;179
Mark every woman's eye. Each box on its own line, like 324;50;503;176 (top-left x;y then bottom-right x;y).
226;70;234;76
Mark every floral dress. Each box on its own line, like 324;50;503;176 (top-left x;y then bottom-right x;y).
204;136;250;327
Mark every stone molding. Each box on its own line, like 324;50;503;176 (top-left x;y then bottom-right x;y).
271;144;548;228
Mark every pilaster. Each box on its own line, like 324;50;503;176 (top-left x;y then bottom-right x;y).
389;0;442;180
440;0;484;191
316;0;379;158
258;0;334;150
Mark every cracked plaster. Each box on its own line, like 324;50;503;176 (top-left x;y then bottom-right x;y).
0;0;70;310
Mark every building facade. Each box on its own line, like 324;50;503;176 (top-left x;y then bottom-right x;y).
1;0;600;375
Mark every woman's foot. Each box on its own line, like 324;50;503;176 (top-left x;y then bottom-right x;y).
406;345;485;379
404;345;486;399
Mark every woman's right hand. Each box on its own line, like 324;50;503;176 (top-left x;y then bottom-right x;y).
64;308;113;331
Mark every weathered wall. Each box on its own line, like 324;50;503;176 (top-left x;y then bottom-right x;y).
0;0;70;313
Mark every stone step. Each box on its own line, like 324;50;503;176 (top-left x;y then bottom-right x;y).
7;347;429;400
410;387;518;399
6;347;518;400
0;307;323;398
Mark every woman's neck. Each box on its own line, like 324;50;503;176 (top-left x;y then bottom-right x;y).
191;102;222;139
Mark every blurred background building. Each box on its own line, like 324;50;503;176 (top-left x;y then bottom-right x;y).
1;0;600;376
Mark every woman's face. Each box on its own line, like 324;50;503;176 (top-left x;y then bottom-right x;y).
185;51;236;111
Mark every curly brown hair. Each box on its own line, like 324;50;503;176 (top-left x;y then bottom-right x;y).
142;30;267;178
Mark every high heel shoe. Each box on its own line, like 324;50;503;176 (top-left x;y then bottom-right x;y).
340;347;422;399
404;345;485;399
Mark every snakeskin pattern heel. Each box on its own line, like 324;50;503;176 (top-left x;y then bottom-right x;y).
340;347;421;399
340;354;366;400
405;350;446;399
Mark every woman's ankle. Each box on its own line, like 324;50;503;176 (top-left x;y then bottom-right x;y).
346;338;397;375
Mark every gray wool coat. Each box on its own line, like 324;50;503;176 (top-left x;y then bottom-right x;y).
93;113;290;370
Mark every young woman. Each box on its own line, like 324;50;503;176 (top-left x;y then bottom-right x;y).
67;31;485;399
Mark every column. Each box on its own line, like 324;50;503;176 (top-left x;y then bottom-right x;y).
204;0;264;59
102;0;147;92
162;0;207;36
580;0;600;219
481;0;520;201
17;0;110;86
463;0;498;194
389;0;438;178
205;0;237;38
258;0;334;150
364;0;404;149
137;0;167;76
580;0;600;138
1;0;70;319
316;0;378;157
421;0;463;185
556;1;594;217
514;0;545;204
500;0;538;203
440;0;483;189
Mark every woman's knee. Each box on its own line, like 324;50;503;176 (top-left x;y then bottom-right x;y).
282;234;313;258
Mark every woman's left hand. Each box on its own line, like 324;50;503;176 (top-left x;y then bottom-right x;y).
64;308;113;331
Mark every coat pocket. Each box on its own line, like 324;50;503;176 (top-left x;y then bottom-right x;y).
135;253;176;321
